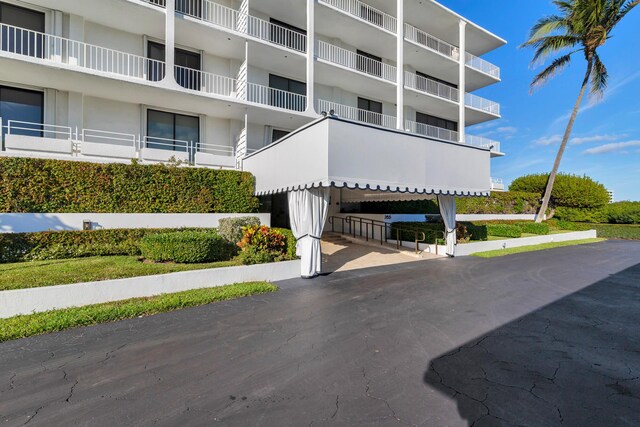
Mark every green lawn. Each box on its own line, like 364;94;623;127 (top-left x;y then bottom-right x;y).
0;256;242;291
0;282;278;342
471;238;606;258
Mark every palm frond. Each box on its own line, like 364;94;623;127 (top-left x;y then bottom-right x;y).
528;15;571;39
523;35;581;64
531;53;574;92
590;53;608;97
612;0;640;26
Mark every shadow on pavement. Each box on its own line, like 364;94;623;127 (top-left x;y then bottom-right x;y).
424;262;640;426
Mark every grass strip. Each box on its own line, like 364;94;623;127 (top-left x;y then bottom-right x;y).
0;256;242;291
471;238;606;258
0;281;278;342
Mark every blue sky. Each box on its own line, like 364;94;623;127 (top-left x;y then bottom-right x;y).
439;0;640;201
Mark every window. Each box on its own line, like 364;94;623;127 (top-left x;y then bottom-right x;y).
0;3;45;58
146;109;199;152
0;86;44;144
356;50;383;78
147;42;201;89
268;74;306;111
272;129;290;143
357;97;383;125
359;5;384;27
269;18;306;51
416;112;458;132
176;0;201;18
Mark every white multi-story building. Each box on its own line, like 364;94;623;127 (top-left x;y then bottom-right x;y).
0;0;506;261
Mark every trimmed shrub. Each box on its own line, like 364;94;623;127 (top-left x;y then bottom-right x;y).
0;158;259;213
607;202;640;224
237;226;293;264
486;224;522;238
510;173;609;209
554;221;640;240
217;216;261;244
457;191;542;215
516;222;550;235
140;231;234;263
554;206;609;223
0;228;217;263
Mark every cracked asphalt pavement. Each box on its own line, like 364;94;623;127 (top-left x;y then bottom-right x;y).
1;240;639;426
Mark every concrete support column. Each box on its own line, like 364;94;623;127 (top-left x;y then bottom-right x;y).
163;0;176;86
67;15;84;66
396;0;404;129
305;0;315;113
458;20;467;143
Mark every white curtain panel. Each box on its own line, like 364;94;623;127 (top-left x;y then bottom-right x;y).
437;195;457;257
288;187;331;278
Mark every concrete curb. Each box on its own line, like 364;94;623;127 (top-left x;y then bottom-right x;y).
0;260;301;319
455;230;598;256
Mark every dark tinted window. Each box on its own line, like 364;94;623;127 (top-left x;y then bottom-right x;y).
147;109;199;151
0;3;45;58
356;50;382;77
147;41;200;88
416;112;458;131
0;86;44;144
268;74;306;111
357;97;383;125
269;18;306;51
272;129;290;142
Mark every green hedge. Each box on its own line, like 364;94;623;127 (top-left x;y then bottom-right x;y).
0;228;214;263
554;206;609;223
554;221;640;240
390;222;488;243
457;192;542;215
486;224;522;238
0;158;259;213
607;202;640;224
140;231;234;263
515;222;550;235
510;173;609;209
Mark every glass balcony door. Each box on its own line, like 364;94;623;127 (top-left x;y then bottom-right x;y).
0;3;45;58
0;86;44;146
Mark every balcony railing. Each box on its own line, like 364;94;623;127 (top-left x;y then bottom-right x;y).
317;99;396;129
174;65;238;96
177;0;307;53
404;72;459;103
404;23;460;61
490;178;505;191
247;83;307;112
465;93;501;116
404;120;458;143
466;134;501;153
466;52;500;79
316;41;396;82
318;0;397;33
141;0;166;8
0;23;166;82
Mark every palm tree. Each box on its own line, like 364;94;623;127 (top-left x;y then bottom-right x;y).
521;0;638;222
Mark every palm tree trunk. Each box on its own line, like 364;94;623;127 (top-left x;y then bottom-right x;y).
535;61;593;223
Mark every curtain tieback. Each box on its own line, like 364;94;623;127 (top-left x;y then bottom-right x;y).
299;234;322;240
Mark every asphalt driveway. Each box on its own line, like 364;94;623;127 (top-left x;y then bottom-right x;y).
1;240;639;426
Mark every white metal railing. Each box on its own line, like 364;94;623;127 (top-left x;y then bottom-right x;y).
404;120;458;143
82;129;137;147
143;136;190;153
174;65;238;96
465;93;501;115
319;0;397;33
139;0;166;8
404;23;460;61
490;178;505;191
247;82;307;112
317;99;396;129
196;141;235;156
316;40;396;82
466;52;500;79
466;134;501;153
0;23;166;82
178;0;239;30
7;120;71;140
404;72;459;102
246;14;307;53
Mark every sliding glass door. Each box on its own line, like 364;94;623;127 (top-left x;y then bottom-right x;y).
0;86;44;145
146;109;199;152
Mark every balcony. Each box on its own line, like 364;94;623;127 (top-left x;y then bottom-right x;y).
404;72;459;103
318;0;397;34
466;135;502;154
176;0;307;53
404;120;458;143
466;52;500;79
316;41;396;83
490;178;505;192
1;119;236;168
465;93;501;116
404;23;460;61
317;99;396;129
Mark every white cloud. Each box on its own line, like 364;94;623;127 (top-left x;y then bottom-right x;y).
569;134;626;145
583;140;640;155
533;134;562;146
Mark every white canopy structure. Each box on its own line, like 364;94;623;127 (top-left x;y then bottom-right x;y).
243;116;492;275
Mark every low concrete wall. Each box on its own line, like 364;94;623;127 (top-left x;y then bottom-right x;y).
455;230;598;257
0;213;271;234
0;260;301;319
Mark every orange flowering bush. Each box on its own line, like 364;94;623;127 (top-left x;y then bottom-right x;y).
237;226;289;264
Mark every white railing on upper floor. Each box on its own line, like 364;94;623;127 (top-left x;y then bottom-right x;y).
82;129;137;147
318;0;397;33
196;141;236;157
490;178;505;191
465;134;501;153
0;23;166;82
404;72;459;103
466;52;500;79
317;99;396;129
247;82;307;112
404;23;460;61
6;120;72;140
316;40;396;83
404;120;458;143
139;0;166;8
174;65;238;96
465;93;501;116
246;14;307;53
